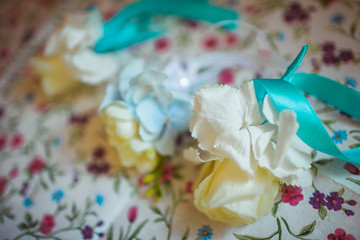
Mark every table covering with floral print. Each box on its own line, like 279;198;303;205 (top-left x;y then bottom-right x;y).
0;0;359;239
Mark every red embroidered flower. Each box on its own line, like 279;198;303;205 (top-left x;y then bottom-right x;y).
0;176;7;195
281;185;304;206
225;34;239;47
343;163;360;175
185;181;193;195
40;214;56;235
161;163;174;184
218;69;234;84
35;102;51;114
202;35;219;51
28;156;46;174
154;38;171;53
127;206;138;223
0;133;6;151
9;168;18;179
10;133;24;150
327;228;355;240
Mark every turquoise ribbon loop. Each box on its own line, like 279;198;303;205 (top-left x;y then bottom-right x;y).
253;45;360;164
95;0;238;53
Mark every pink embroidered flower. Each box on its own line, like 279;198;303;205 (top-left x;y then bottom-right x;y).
161;163;174;184
327;228;355;240
127;206;138;223
218;69;235;84
281;185;304;206
35;102;51;114
202;35;219;51
28;156;46;174
10;133;24;150
40;214;56;235
0;176;7;195
343;163;360;175
154;38;171;53
0;134;6;151
225;33;239;48
9;168;18;179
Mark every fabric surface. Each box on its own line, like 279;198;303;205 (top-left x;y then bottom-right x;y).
0;0;359;239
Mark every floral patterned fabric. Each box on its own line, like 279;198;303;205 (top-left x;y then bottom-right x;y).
0;0;360;239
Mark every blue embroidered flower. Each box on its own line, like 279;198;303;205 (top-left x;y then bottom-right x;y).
197;225;213;240
96;194;104;206
277;31;285;41
52;189;64;202
345;77;357;88
330;13;345;25
23;198;33;208
332;130;347;144
53;137;62;147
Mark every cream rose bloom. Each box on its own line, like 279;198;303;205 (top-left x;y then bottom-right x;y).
194;158;279;226
31;10;119;97
186;82;312;225
102;103;159;173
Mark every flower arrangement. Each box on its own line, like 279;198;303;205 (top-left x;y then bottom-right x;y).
31;9;119;97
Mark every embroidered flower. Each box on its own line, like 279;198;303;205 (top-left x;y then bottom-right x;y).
197;225;213;240
339;50;355;63
31;9;118;97
160;163;174;184
281;185;304;206
327;228;355;240
40;214;56;235
0;176;7;195
218;69;234;84
344;209;354;217
127;206;138;223
347;199;357;206
0;133;6;151
202;35;219;51
28;156;46;174
330;13;345;25
81;225;93;240
332;130;347;144
345;77;357;88
51;189;64;202
343;163;360;175
185;181;193;194
23;197;33;208
154;37;171;53
309;190;326;209
325;192;344;211
9;168;18;179
225;33;239;48
96;194;104;206
10;133;24;150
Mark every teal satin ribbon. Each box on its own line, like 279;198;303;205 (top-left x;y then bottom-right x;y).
254;45;360;164
94;0;238;53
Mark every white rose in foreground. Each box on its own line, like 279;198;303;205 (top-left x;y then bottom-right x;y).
31;9;119;97
187;82;312;225
194;158;279;226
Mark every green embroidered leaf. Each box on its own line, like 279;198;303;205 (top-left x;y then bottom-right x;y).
150;206;162;216
17;222;28;231
350;22;357;38
346;177;360;185
350;130;360;134
298;220;316;236
311;150;317;159
181;227;190;240
233;233;269;240
318;205;327;220
338;188;345;197
154;217;165;223
128;219;149;240
113;175;121;193
25;212;32;224
314;158;335;165
349;143;360;149
106;225;113;240
353;136;360;141
311;164;318;177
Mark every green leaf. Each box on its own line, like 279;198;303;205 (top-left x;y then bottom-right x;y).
48;171;55;183
314;158;335;165
346;177;360;185
25;212;32;224
353;136;360;141
28;220;39;229
128;219;149;240
349;143;360;149
297;220;316;236
318;205;327;220
311;164;318;177
350;22;357;38
113;175;121;194
119;227;124;240
271;201;281;217
233;234;267;240
150;206;162;216
338;188;345;197
17;222;28;231
39;178;49;190
311;150;317;159
106;225;113;240
154;217;165;223
181;227;190;240
350;130;360;134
